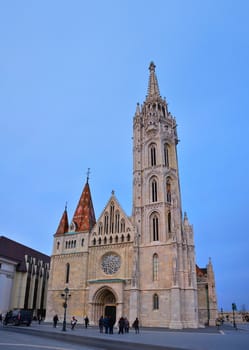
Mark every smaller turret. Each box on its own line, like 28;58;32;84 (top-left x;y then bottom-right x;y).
54;205;69;236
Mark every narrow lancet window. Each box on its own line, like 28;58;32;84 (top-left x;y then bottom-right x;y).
168;212;171;233
164;144;169;167
153;254;159;281
66;263;70;283
152;179;158;202
115;211;120;233
153;294;159;310
166;178;171;203
104;213;109;234
150;144;157;166
151;214;159;241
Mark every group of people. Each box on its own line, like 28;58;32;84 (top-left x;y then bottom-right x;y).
53;314;139;334
52;314;89;330
99;315;139;334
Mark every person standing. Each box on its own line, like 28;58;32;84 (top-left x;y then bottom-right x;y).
118;316;125;334
84;315;89;328
53;314;59;328
109;316;115;334
103;315;109;334
99;315;104;333
124;317;129;333
133;317;139;334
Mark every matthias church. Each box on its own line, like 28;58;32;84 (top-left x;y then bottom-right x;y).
46;63;217;328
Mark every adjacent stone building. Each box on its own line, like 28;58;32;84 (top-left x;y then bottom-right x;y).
46;62;217;328
0;236;50;317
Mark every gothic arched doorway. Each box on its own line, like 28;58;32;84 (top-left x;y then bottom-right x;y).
92;287;117;325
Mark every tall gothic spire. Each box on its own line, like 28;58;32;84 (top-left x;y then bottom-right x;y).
71;180;96;232
55;205;69;236
146;61;161;99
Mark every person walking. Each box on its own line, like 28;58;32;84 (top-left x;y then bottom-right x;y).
38;314;42;324
132;317;139;334
53;314;59;328
71;316;77;330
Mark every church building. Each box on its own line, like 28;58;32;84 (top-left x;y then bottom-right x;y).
46;62;217;328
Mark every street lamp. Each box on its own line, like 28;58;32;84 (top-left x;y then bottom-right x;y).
61;287;71;331
232;302;237;329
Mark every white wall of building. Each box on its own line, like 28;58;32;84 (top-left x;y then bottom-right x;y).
0;259;16;314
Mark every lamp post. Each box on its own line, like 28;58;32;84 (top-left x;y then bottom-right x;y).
232;302;237;329
221;307;224;324
61;287;70;331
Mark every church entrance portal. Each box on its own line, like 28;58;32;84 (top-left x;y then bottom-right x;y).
92;288;117;324
105;305;116;322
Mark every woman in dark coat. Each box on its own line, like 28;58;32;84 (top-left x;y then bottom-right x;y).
133;317;139;333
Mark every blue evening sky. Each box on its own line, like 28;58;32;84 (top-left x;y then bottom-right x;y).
1;1;248;312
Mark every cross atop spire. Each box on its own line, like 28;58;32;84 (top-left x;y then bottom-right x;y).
146;61;161;99
86;168;90;183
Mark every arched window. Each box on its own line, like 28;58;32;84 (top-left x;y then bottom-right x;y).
121;234;124;242
65;241;68;249
98;238;101;245
104;237;107;244
81;238;84;246
152;178;158;202
164;144;169;167
115;211;120;233
110;236;113;244
93;238;96;245
104;213;109;234
73;240;76;248
168;212;171;233
120;219;125;233
150;144;157;166
153;294;159;310
110;202;115;234
151;213;159;241
98;223;103;235
166;178;171;203
115;235;119;243
127;234;130;242
153;254;159;281
57;241;60;250
65;263;70;283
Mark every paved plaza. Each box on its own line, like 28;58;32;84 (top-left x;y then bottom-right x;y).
1;321;249;350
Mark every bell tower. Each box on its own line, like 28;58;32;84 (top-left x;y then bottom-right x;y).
132;62;198;328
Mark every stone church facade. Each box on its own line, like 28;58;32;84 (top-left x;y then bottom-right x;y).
46;63;217;328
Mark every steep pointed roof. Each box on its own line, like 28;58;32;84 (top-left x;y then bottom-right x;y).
55;206;69;236
71;180;96;232
146;61;161;99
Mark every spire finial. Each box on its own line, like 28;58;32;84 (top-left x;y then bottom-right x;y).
65;201;67;211
86;168;90;183
149;61;156;72
147;61;160;99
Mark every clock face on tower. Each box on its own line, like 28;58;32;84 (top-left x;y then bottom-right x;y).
101;253;121;275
